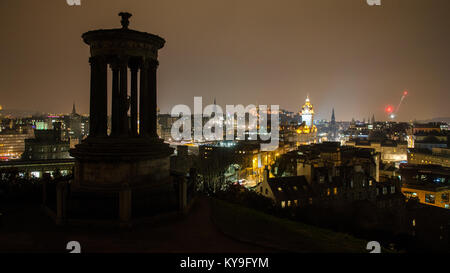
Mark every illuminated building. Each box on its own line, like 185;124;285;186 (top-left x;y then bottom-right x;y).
0;129;34;160
258;143;403;212
346;139;408;165
258;169;311;208
198;140;285;187
413;123;442;134
407;134;414;148
408;148;450;167
413;132;448;151
35;121;49;130
400;164;450;209
22;124;71;160
295;142;380;183
343;123;370;140
281;96;318;146
300;96;315;128
0;158;74;178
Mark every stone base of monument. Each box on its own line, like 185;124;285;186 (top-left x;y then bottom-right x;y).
64;178;178;228
43;138;194;228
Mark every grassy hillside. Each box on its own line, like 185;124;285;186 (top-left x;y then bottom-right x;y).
211;199;373;253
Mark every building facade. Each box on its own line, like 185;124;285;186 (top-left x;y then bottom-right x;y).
0;128;34;160
346;139;408;164
408;147;450;167
22;126;70;161
400;164;450;210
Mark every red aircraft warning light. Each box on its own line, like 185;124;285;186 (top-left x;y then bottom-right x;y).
403;90;408;96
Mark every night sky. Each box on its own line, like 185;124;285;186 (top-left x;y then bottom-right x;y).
0;0;449;121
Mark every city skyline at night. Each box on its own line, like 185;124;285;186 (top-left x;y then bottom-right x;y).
1;0;450;258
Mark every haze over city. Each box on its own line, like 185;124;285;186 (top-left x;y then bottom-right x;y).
1;0;449;121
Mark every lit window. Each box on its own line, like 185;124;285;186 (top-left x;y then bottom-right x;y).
412;219;416;227
31;171;41;178
281;201;286;208
425;194;435;204
333;187;338;195
278;187;283;192
390;186;395;194
441;193;449;203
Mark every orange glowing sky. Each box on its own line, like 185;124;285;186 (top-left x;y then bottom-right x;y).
0;0;449;121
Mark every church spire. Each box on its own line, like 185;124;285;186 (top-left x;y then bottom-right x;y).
72;102;76;115
331;108;335;123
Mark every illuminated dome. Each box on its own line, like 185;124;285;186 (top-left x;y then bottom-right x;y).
301;96;314;115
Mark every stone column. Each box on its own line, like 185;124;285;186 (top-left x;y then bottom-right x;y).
110;60;120;137
89;56;108;137
179;176;187;213
98;57;108;137
129;60;139;136
139;60;149;137
147;59;158;138
119;57;129;136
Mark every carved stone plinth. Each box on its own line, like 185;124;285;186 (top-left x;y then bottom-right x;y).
70;139;173;191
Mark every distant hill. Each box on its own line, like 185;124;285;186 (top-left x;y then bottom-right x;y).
417;117;450;124
0;109;47;118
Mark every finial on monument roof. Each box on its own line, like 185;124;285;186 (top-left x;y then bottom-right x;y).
119;12;132;29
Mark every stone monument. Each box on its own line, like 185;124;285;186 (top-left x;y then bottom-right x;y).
65;12;176;227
